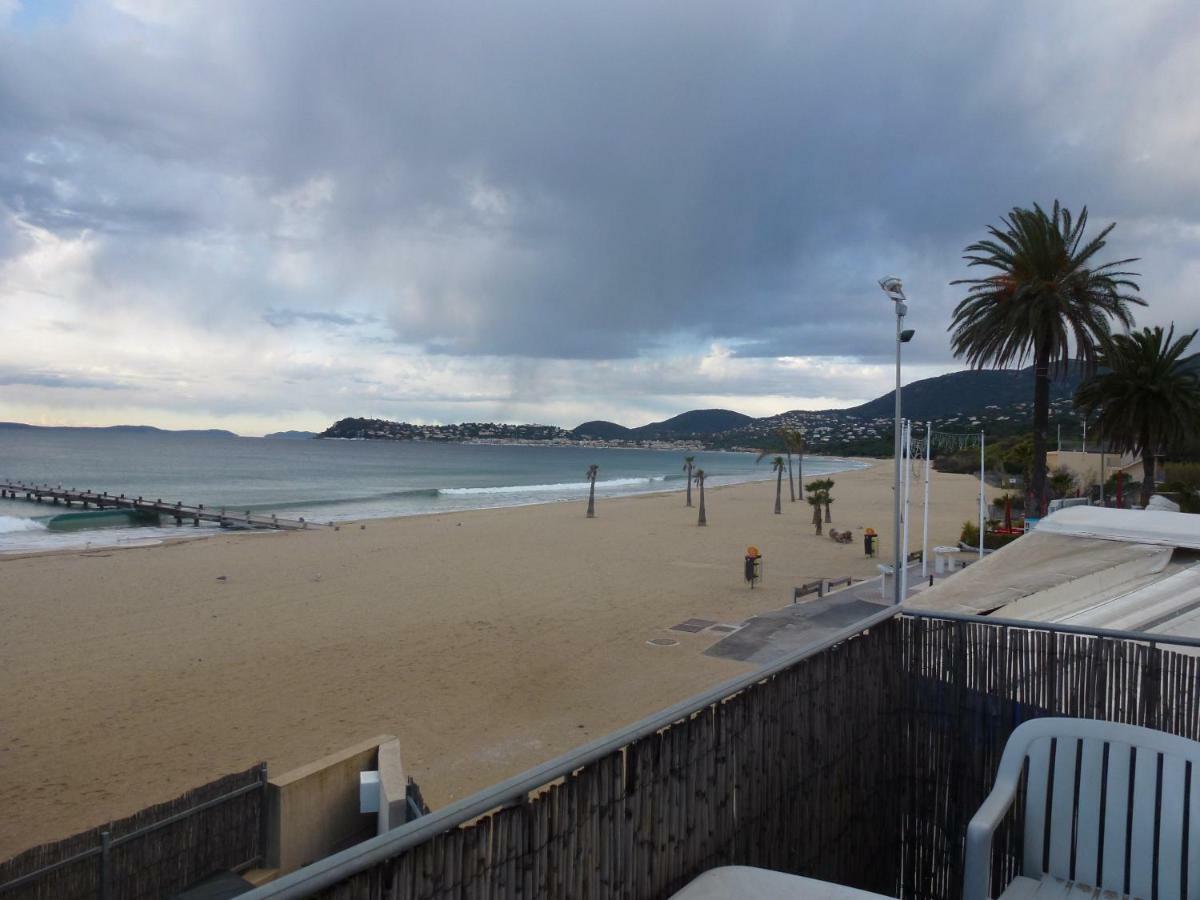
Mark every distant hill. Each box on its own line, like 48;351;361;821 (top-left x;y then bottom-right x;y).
843;365;1084;421
0;422;239;437
631;408;754;438
570;409;754;441
571;420;633;440
317;357;1200;454
264;430;317;440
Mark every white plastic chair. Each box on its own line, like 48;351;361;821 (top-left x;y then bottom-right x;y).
964;717;1200;900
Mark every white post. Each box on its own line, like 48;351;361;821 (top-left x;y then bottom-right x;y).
901;420;913;600
921;421;932;578
1082;419;1087;454
978;431;986;559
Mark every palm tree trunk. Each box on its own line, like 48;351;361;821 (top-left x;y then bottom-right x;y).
685;466;693;507
1031;344;1052;517
824;500;831;523
798;453;804;500
1140;429;1154;507
698;484;706;526
813;504;822;535
587;480;596;518
787;452;795;501
775;469;782;514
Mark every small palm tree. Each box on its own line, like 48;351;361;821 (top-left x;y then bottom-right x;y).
806;492;824;535
950;201;1143;516
585;464;599;518
1075;324;1200;506
1048;467;1077;499
771;456;785;514
682;456;695;507
694;469;707;526
804;478;835;521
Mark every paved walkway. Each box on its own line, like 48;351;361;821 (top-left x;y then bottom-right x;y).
705;567;954;666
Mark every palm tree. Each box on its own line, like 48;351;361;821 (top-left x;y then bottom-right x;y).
1075;324;1200;506
585;464;599;518
807;477;835;522
806;491;825;536
771;456;785;514
694;469;707;526
757;428;805;501
1048;467;1078;499
949;201;1143;516
682;456;695;507
781;428;805;501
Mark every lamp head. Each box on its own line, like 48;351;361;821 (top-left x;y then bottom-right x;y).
878;276;906;302
900;328;915;343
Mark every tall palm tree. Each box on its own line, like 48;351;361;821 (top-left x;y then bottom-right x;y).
771;456;785;514
1075;324;1200;507
682;456;695;507
694;469;707;526
949;201;1143;515
781;428;805;501
585;464;599;518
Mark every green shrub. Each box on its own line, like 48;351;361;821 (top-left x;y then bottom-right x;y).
960;520;1024;550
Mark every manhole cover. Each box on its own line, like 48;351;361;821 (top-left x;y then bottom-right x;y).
709;624;740;633
670;618;717;633
647;638;679;647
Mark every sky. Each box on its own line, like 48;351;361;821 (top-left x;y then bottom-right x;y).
1;0;1198;435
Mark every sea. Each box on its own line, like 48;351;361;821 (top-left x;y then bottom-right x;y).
0;428;866;554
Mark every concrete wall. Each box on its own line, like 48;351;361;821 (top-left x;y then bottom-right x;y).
376;738;407;833
266;734;404;874
1046;450;1140;488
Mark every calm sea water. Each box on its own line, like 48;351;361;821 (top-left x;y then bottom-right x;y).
0;429;864;553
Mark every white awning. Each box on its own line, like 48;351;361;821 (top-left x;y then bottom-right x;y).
1034;506;1200;549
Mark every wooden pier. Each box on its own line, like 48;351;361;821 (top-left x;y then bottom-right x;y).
0;481;322;530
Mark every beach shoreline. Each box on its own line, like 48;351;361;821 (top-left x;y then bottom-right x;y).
0;460;989;858
0;453;869;559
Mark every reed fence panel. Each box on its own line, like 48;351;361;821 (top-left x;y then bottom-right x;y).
895;616;1200;900
318;618;902;900
0;763;265;900
239;613;1200;900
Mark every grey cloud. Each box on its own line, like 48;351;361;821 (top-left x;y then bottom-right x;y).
263;309;367;329
0;369;127;390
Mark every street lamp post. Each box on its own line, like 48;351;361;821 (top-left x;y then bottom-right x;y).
879;277;914;605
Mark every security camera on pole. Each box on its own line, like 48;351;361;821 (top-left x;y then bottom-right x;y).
879;277;915;605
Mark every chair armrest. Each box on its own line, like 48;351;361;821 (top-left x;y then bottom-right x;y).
963;769;1022;900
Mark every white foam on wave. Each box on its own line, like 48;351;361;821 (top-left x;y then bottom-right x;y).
0;515;47;534
440;476;667;496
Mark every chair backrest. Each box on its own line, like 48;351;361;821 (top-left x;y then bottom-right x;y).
1000;718;1200;900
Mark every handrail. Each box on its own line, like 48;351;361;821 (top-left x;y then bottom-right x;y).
242;604;902;899
903;606;1200;650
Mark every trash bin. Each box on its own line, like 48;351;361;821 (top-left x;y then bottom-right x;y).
744;546;762;588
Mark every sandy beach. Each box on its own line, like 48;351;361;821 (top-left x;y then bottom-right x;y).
0;460;987;857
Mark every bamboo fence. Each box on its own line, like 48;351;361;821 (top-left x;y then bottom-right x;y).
294;613;1200;900
0;763;265;900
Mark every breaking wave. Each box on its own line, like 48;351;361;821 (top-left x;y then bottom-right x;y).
439;476;668;496
0;515;48;534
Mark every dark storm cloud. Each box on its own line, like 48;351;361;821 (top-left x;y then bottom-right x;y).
1;0;1198;380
